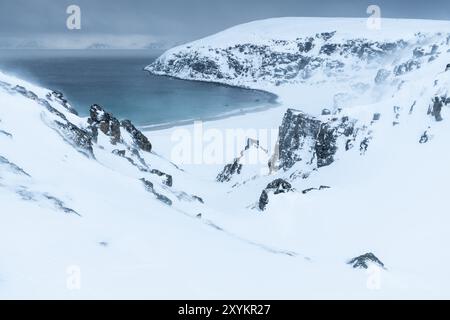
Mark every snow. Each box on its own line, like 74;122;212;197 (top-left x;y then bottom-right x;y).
2;17;450;298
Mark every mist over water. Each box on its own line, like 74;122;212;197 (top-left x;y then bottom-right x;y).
0;49;276;127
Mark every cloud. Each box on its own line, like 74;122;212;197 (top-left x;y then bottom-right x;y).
1;0;450;49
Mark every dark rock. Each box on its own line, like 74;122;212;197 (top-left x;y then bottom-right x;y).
321;108;331;115
394;59;421;76
276;109;356;171
372;113;381;121
0;155;31;177
46;91;79;115
112;149;126;157
120;120;152;152
277;109;321;171
140;178;172;206
217;159;243;182
428;97;444;121
258;178;292;211
43;194;80;216
419;130;429;144
0;129;12;138
258;190;269;211
216;138;265;182
150;169;173;187
360;137;370;154
348;252;385;269
52;120;94;157
88;104;121;144
192;195;204;203
302;185;330;194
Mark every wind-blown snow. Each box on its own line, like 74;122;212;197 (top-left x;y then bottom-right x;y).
2;17;450;299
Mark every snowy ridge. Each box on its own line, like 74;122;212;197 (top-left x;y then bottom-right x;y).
144;18;450;298
3;17;450;298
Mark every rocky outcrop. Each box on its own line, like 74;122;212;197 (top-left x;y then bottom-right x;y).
120;119;152;153
46;91;79;115
217;138;267;183
140;178;172;206
347;252;385;269
150;169;173;187
147;33;409;85
275;108;356;171
428;96;450;122
276;109;321;171
51;120;94;157
258;178;292;211
0;155;31;177
88;105;152;153
88;104;121;144
217;160;242;182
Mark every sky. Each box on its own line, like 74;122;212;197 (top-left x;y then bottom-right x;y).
1;0;450;48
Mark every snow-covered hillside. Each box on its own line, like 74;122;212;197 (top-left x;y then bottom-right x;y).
2;17;450;298
145;18;450;298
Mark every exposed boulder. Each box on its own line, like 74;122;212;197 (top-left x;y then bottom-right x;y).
258;178;292;211
347;252;385;269
88;104;121;144
427;96;448;122
217;160;242;182
372;113;381;121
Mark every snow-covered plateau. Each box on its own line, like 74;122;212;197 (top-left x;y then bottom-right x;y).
2;17;450;299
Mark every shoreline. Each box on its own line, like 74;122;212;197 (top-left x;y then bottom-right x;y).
141;69;280;132
140;100;281;131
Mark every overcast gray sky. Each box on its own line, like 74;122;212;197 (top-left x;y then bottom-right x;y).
1;0;450;48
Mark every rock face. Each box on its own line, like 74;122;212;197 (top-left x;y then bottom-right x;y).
88;104;122;144
121;120;152;153
275;108;356;171
276;109;321;171
217;160;242;182
0;80;95;158
88;105;152;152
347;253;385;269
51;120;94;157
46;91;79;115
146;31;410;86
258;178;292;211
217;138;268;183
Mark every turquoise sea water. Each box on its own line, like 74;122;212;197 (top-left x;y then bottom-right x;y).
0;49;276;128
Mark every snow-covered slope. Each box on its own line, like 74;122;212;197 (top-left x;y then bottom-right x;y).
3;17;450;298
144;17;450;298
0;71;313;299
146;17;450;112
